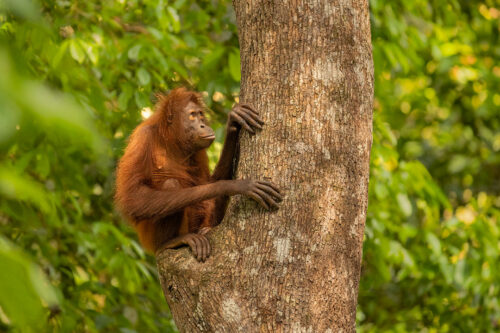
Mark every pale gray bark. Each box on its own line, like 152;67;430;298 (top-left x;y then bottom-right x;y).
156;1;373;331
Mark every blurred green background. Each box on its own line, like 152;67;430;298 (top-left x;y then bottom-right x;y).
0;0;498;332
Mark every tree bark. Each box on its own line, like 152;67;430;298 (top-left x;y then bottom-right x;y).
156;0;373;331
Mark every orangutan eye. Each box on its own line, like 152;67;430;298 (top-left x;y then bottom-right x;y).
189;113;196;121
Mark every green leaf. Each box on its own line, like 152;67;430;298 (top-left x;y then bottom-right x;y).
0;97;19;143
228;49;241;82
396;193;412;217
137;68;151;86
426;233;441;256
118;86;133;111
134;91;149;108
448;155;468;173
35;153;50;179
86;45;99;64
0;167;51;213
69;40;86;64
1;0;40;20
148;27;163;40
128;44;142;61
0;237;59;330
167;7;181;32
51;40;69;69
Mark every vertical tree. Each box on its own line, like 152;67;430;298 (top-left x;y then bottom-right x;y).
157;0;373;331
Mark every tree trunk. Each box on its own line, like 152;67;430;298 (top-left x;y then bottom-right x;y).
156;0;373;331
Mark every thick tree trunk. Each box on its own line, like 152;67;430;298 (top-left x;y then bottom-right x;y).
156;1;373;331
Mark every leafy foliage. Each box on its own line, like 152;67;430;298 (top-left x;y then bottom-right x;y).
0;0;498;332
360;0;500;331
0;0;237;331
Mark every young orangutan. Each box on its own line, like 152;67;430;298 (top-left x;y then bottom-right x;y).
114;88;282;261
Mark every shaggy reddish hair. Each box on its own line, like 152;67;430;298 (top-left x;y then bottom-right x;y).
153;87;205;142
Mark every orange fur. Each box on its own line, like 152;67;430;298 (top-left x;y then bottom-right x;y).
115;88;216;252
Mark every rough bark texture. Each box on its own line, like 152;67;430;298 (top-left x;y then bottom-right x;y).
156;1;373;331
